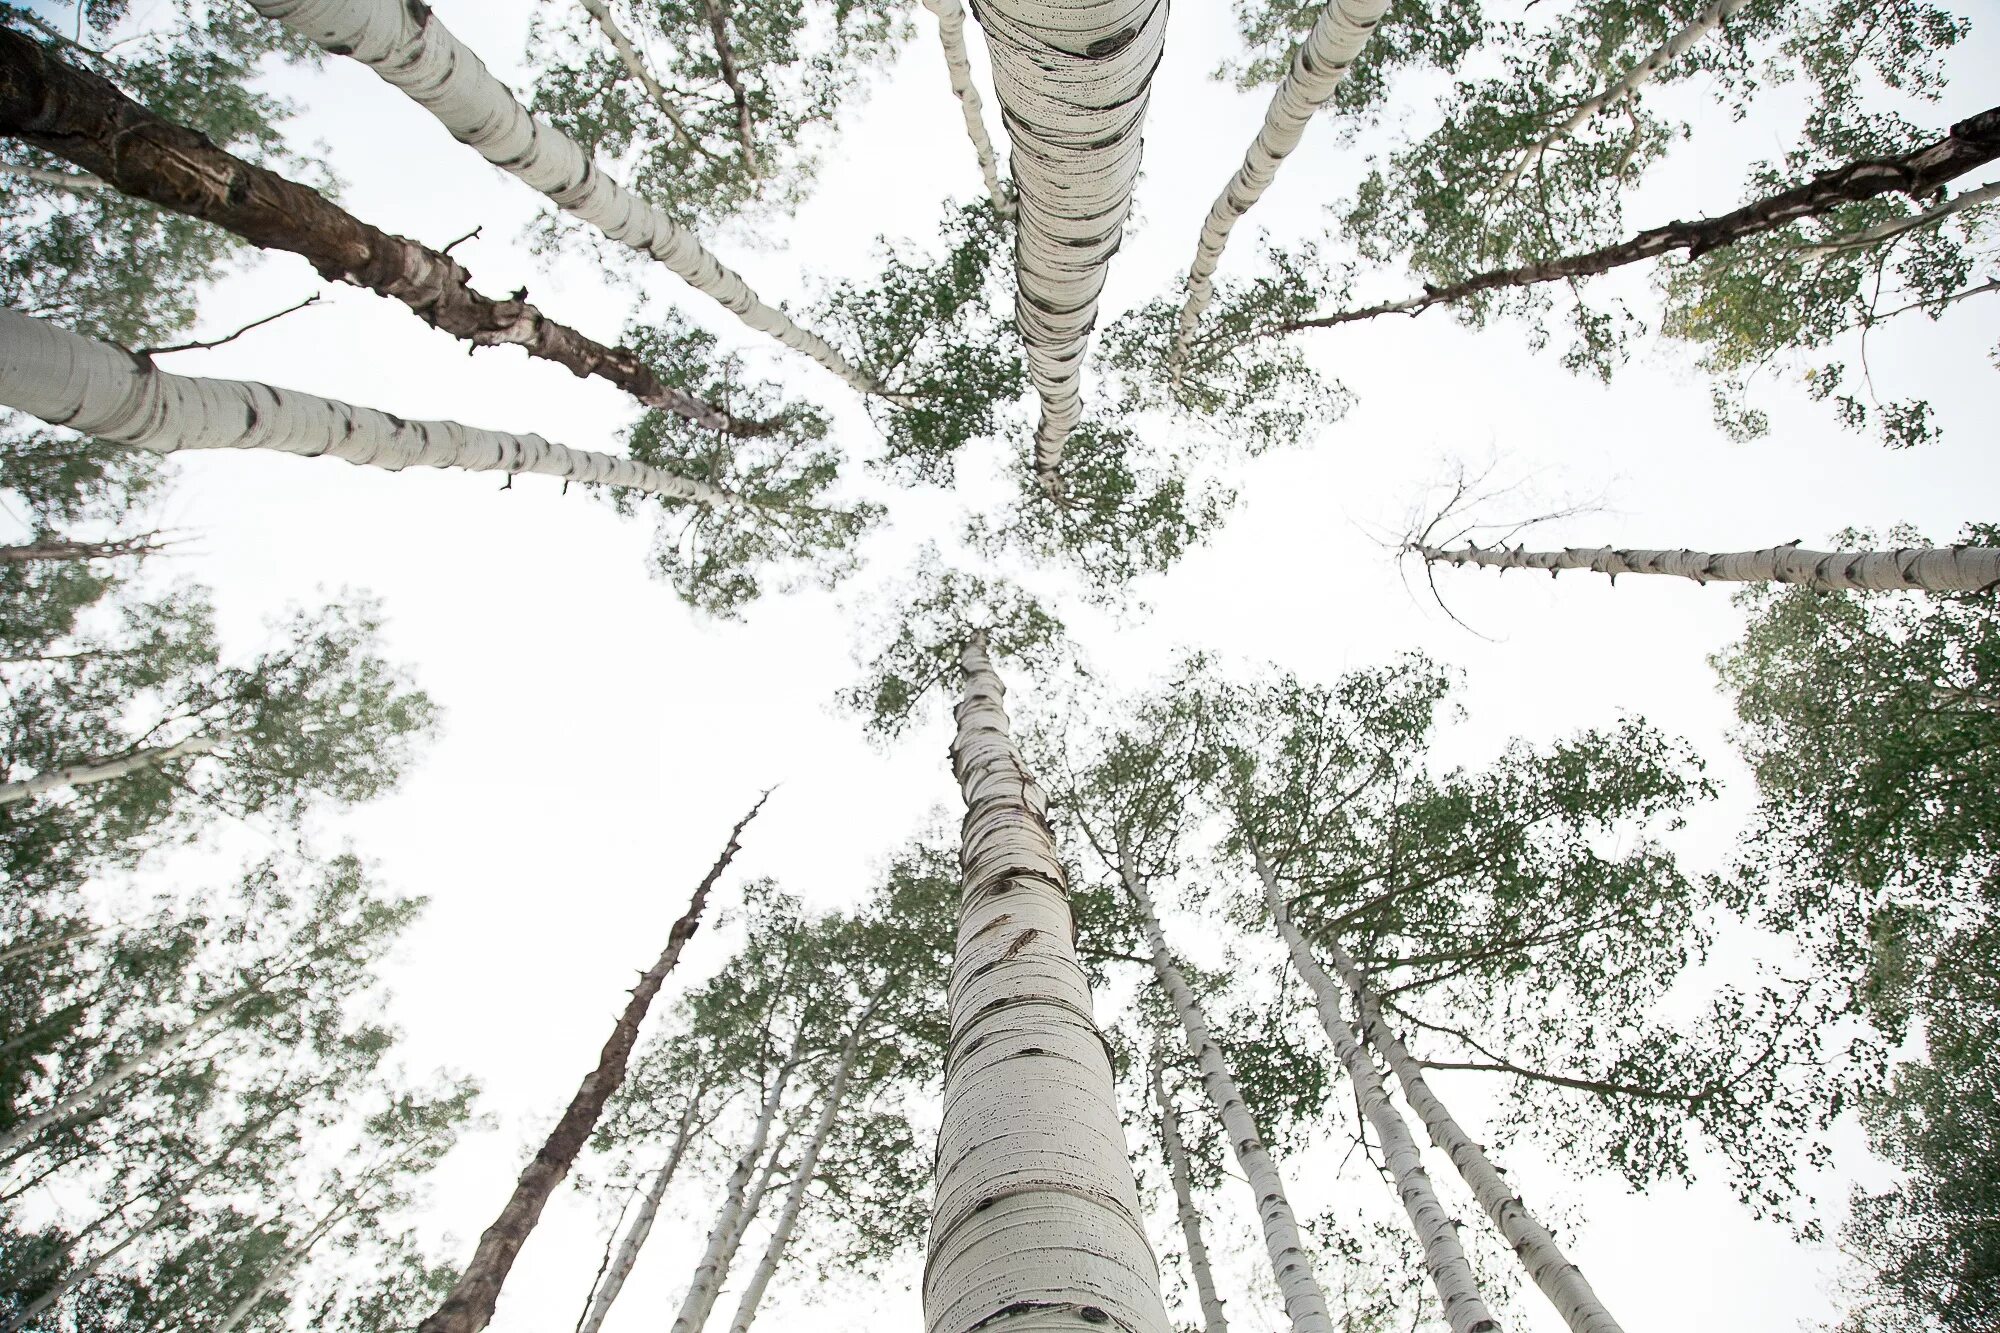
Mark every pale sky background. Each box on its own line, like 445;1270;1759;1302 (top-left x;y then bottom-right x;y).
37;0;2000;1328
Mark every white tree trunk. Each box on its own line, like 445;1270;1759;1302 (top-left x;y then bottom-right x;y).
0;924;106;966
0;307;732;503
576;1102;704;1333
1316;940;1622;1333
1122;858;1332;1333
968;0;1168;494
1147;1046;1230;1333
1800;179;2000;254
670;1058;798;1333
1172;0;1390;368
243;0;879;399
0;733;219;808
928;635;1171;1333
1252;849;1501;1333
0;162;110;192
577;0;697;148
212;1196;354;1333
920;0;1013;217
1493;0;1752;193
1415;539;2000;593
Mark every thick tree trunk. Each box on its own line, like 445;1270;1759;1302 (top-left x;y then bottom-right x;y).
1414;540;2000;593
671;1057;800;1333
927;634;1171;1333
1317;940;1622;1333
576;1099;706;1333
242;0;880;399
1172;0;1388;367
1262;105;2000;338
0;307;735;504
1121;856;1332;1333
1147;1046;1230;1333
418;794;765;1333
0;734;219;808
1251;847;1500;1333
968;0;1168;494
0;30;768;438
920;0;1012;217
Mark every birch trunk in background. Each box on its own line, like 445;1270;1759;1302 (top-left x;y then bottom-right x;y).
670;1058;800;1333
0;29;765;437
919;0;1012;217
576;0;698;148
418;795;765;1333
1317;939;1622;1333
969;0;1169;494
576;1101;706;1333
1148;1046;1230;1333
0;308;733;504
1171;0;1389;368
243;0;881;399
1251;848;1501;1333
928;635;1171;1333
1414;541;2000;593
0;734;219;808
1122;858;1332;1333
213;1193;358;1333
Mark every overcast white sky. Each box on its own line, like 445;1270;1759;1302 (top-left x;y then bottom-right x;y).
68;0;2000;1328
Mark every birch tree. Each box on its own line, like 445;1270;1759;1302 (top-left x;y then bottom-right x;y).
1412;536;2000;594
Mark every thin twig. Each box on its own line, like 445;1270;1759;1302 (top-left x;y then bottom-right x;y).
138;294;321;358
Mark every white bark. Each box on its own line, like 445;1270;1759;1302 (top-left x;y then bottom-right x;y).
969;0;1168;493
928;635;1171;1333
576;0;697;148
1147;1046;1230;1333
1172;0;1390;368
0;307;732;503
670;1058;798;1333
1318;941;1622;1333
213;1196;354;1333
920;0;1013;217
1252;849;1500;1333
0;924;107;966
1415;540;2000;593
1122;858;1331;1333
0;162;111;193
243;0;879;398
0;733;219;808
576;1102;704;1333
1494;0;1752;194
1801;179;2000;254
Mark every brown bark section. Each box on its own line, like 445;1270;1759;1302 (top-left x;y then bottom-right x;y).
0;29;775;438
416;790;771;1333
0;535;159;562
1265;105;2000;338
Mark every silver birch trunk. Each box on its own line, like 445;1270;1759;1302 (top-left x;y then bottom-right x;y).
577;0;697;148
575;1102;704;1333
1414;540;2000;593
927;634;1171;1333
669;1058;798;1333
1121;857;1332;1333
1252;849;1500;1333
0;162;109;192
0;924;106;966
243;0;879;399
1314;942;1621;1333
1147;1046;1230;1333
0;307;733;503
1800;179;2000;254
0;734;218;808
1172;0;1390;368
212;1195;355;1333
968;0;1168;494
919;0;1012;217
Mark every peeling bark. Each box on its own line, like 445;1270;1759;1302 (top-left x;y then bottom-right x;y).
576;1100;705;1333
417;794;765;1333
920;0;1012;217
1147;1047;1229;1333
927;634;1171;1333
1414;540;2000;593
0;734;219;808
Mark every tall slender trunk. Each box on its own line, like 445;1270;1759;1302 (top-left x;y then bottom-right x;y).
919;0;1011;217
576;0;699;149
927;634;1171;1333
1317;938;1622;1333
1413;540;2000;593
575;1097;707;1333
0;734;219;809
1121;855;1332;1333
725;991;886;1333
0;30;767;438
0;160;106;191
213;1193;355;1333
0;307;735;505
1251;846;1500;1333
671;1056;800;1333
968;0;1168;494
1172;0;1389;370
1493;0;1752;193
0;534;160;562
0;924;106;966
242;0;880;399
1148;1045;1230;1333
701;0;759;175
417;794;766;1333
